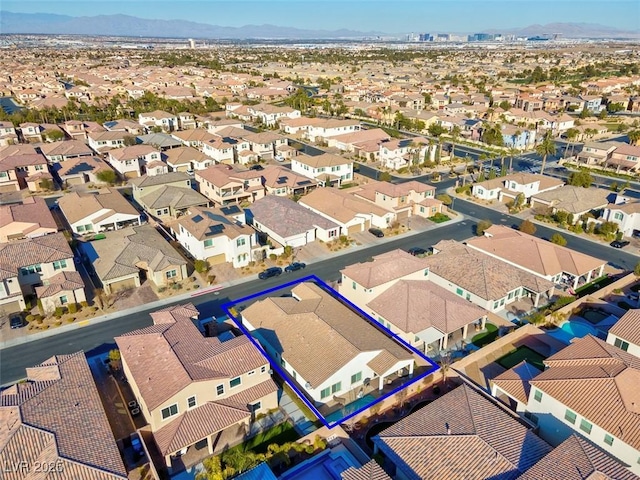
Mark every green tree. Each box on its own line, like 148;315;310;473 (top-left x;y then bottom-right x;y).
567;170;593;188
634;262;640;277
481;124;504;147
536;131;556;175
476;219;493;236
628;130;640;146
43;129;65;142
436;193;452;205
550;233;567;246
498;100;511;111
449;125;461;160
428;123;446;137
123;135;137;146
518;219;537;235
194;260;210;273
378;171;392;182
96;169;118;185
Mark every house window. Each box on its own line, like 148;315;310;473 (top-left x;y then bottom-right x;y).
414;335;420;342
508;291;514;300
614;337;629;351
456;287;463;296
248;370;255;376
165;270;177;279
187;396;197;409
604;434;614;446
580;419;593;434
216;384;224;395
352;282;356;290
351;372;362;384
261;365;267;373
292;370;296;380
204;239;214;248
420;206;425;213
77;225;85;233
53;260;67;270
614;212;623;220
493;301;499;309
20;264;42;275
230;376;241;388
161;404;178;420
59;295;68;305
564;409;577;424
533;390;542;402
328;230;337;238
321;387;330;399
237;238;246;247
331;382;341;394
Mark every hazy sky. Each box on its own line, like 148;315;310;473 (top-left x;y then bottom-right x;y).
3;0;639;32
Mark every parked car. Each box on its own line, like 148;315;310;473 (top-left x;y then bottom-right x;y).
407;247;428;256
284;262;306;273
368;227;384;238
258;267;283;279
610;240;630;249
10;314;25;329
249;164;264;171
275;155;285;162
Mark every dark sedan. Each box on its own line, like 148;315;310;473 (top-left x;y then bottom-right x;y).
258;267;283;279
368;227;384;238
284;262;306;273
408;247;429;256
610;240;630;249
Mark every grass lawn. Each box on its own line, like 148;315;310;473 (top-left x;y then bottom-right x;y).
228;421;300;454
429;213;451;223
471;323;499;348
497;346;546;371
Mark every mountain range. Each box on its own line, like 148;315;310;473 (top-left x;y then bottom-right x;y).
1;11;638;40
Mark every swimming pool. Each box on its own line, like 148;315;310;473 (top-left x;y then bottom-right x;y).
581;309;610;325
325;394;377;424
279;445;360;480
547;320;598;345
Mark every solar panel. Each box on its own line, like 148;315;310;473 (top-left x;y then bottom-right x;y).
192;215;203;223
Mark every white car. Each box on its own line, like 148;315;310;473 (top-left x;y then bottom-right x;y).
275;155;285;162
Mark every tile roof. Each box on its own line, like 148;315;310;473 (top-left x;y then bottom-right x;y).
341;460;392;480
116;303;269;411
35;270;84;298
608;309;640;346
367;279;488;336
532;186;611;214
139;185;209;210
517;434;640;480
176;206;253;241
108;144;158;161
55;155;111;177
531;335;640;450
492;361;543;404
341;250;428;289
242;282;414;387
374;384;552;480
293;153;352;168
130;171;190;187
0;352;127;479
355;179;435;199
0;232;73;278
424;241;555;300
38;139;94;157
58;188;139;224
162;146;210;165
92;225;186;281
249;195;339;238
467;225;605;277
261;165;319;190
0;196;57;232
300;187;392;223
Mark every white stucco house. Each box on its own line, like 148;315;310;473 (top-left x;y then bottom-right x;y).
290;153;354;187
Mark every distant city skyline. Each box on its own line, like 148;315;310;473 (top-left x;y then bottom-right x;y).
3;0;639;33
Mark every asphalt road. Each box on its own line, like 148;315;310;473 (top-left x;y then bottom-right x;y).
0;221;476;385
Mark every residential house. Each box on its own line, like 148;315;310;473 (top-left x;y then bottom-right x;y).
426;240;556;312
87;130;128;152
171;128;218;149
467;225;606;290
601;191;640;237
116;304;278;469
38;139;95;163
607;144;640;172
241;281;416;405
290;153;354;187
0;352;127;479
59;120;106;140
261;165;318;197
299;187;395;234
58;188;141;235
54;155;115;187
178;112;197;130
196;164;265;207
107;144;161;178
0;233;81;314
0;196;57;242
0;120;18;146
131;172;209;219
502;124;537;149
103;118;144;135
201;136;237;164
304;119;361;142
606;309;640;358
173;206;254;268
19;122;64;143
139;110;179;132
88;224;188;293
351;180;443;221
35;270;86;314
0;151;51;192
243;131;288;160
573;141;618;166
163;146;212;172
492;335;640;475
472;173;564;202
530;186;611;220
377;137;430;171
279;116;323;135
246;103;300;126
247;195;340;247
326;128;390;154
136;133;183;151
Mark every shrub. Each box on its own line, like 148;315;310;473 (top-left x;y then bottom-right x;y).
81;301;89;308
194;260;209;273
518;219;537;235
67;303;78;314
207;274;216;284
429;213;451;223
436;193;452;205
476;219;493;236
550;233;567;246
25;314;35;323
269;253;277;261
550;295;576;311
54;306;65;318
339;235;350;245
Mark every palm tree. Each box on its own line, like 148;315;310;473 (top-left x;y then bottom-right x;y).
564;128;579;158
450;125;461;161
628;130;640;146
508;147;519;173
536;131;556;175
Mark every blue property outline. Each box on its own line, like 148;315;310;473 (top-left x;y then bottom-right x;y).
221;274;440;429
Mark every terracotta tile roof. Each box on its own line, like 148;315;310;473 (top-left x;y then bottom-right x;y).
300;187;393;223
375;384;552;480
175;206;253;241
356;179;435;199
242;131;286;145
341;460;392;480
196;163;260;187
0;144;38;160
249;195;338;238
517;434;640;480
162;146;210;165
39;139;94;157
139;185;209;210
366;279;488;336
55;155;111;177
130;171;190;187
0;232;73;277
0;153;48;170
492;361;543;404
467;226;605;277
242;282;414;386
341;250;428;289
261;165;319;190
58;187;139;224
35;270;84;298
108;144;158;161
532;186;610;214
0;352;127;479
424;241;555;300
116;303;268;411
531;335;640;450
0;196;57;232
608;309;640;346
293;153;351;168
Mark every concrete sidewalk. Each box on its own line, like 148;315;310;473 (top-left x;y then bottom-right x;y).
0;213;465;351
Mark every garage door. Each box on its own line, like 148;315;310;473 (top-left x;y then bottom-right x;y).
396;210;410;220
347;223;362;235
0;300;23;316
206;253;227;265
66;177;84;186
0;184;18;193
108;277;137;292
124;171;138;179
